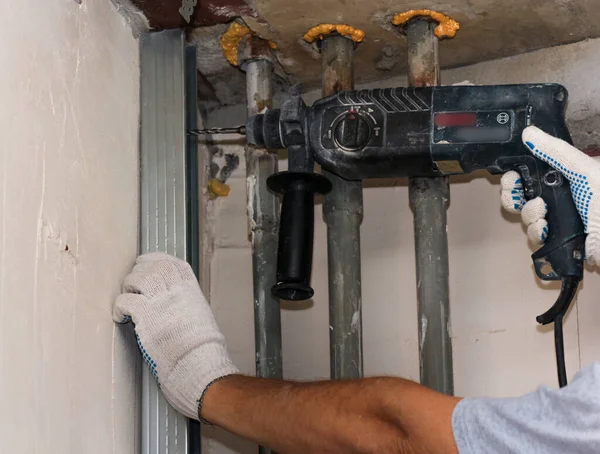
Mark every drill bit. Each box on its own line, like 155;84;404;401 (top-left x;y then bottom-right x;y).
189;126;246;136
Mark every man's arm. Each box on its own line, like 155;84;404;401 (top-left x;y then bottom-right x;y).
203;375;460;454
112;253;459;454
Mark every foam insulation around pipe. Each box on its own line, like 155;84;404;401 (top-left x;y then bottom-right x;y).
303;24;366;43
391;9;460;39
220;21;278;67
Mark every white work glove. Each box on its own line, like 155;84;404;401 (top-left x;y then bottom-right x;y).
113;253;239;420
501;125;600;265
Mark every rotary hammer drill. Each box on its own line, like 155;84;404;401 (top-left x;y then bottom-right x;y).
198;83;586;385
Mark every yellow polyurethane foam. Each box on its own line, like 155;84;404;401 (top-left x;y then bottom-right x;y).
304;24;365;43
392;9;459;39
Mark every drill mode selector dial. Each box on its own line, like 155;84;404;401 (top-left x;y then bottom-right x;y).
333;110;371;151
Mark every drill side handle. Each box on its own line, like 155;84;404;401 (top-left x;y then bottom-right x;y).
267;146;331;301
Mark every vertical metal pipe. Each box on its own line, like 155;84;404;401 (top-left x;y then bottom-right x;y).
245;60;283;383
406;19;453;395
322;35;364;380
406;20;440;87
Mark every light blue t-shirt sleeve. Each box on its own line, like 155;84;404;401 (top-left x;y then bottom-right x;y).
453;362;600;454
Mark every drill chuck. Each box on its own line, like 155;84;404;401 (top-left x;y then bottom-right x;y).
246;109;283;149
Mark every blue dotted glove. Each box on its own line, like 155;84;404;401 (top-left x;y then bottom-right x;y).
501;126;600;265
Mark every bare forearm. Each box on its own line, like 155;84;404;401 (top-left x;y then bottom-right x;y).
202;375;460;454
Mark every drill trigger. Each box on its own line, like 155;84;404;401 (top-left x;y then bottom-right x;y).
495;156;541;199
514;163;538;200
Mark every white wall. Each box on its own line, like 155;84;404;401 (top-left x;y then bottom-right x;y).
0;1;140;453
205;38;600;453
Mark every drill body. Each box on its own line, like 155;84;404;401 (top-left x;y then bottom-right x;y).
247;84;585;297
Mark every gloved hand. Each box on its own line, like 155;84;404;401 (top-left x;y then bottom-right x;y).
501;125;600;265
113;253;239;420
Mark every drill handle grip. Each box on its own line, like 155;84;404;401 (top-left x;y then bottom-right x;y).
529;157;586;280
267;171;331;301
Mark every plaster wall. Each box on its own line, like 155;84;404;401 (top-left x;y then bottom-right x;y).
0;2;140;452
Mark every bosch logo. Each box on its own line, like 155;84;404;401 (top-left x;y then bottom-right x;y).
497;112;510;124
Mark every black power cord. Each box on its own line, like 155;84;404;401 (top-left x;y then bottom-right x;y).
536;277;580;388
553;315;567;387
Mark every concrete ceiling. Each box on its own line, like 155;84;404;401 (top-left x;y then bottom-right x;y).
135;0;600;106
